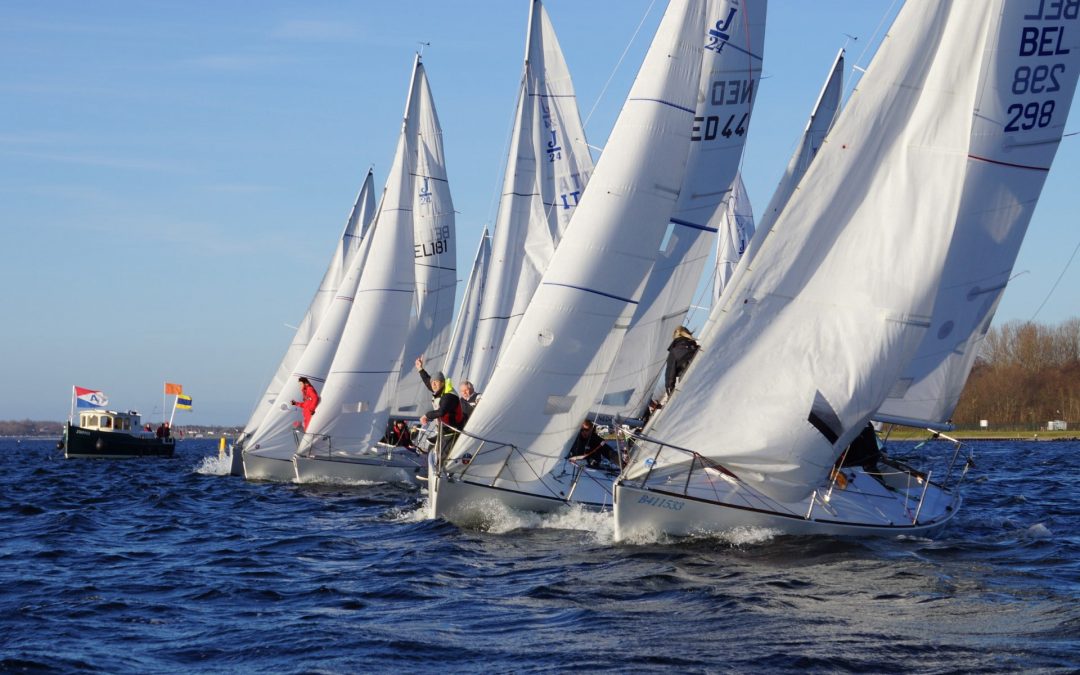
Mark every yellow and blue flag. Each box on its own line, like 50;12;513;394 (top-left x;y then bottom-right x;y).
176;394;193;410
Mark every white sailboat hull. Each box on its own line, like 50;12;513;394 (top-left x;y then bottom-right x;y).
613;465;960;541
293;449;425;486
242;452;298;483
429;462;617;525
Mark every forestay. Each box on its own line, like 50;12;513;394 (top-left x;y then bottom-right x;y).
392;61;458;416
596;0;766;419
466;0;595;393
445;228;491;385
636;2;1010;504
444;0;705;486
239;171;376;442
299;58;434;452
875;2;1080;429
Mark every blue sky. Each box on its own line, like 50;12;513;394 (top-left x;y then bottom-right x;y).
2;1;1079;425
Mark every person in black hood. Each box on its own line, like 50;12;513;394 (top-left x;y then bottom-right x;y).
665;325;699;396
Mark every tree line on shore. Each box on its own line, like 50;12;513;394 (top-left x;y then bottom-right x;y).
953;318;1080;429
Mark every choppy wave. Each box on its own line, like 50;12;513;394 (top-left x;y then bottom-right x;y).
1;438;1078;672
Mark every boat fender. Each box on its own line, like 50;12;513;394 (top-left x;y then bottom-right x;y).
56;440;64;450
95;438;105;451
830;468;848;490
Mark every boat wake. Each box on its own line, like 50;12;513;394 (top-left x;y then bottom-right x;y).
193;451;234;476
617;523;782;548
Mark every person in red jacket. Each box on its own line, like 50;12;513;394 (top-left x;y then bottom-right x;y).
291;376;320;431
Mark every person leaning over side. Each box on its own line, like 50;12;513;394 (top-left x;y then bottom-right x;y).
415;356;464;453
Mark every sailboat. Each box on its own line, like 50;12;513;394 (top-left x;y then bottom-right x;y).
427;0;710;524
464;0;596;394
595;0;767;421
237;172;377;480
444;228;491;385
293;55;448;486
234;170;376;457
613;0;1080;540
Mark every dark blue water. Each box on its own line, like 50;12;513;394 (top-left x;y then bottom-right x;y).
1;437;1077;673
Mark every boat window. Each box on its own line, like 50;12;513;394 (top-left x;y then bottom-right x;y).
100;416;112;429
89;415;98;427
80;414;88;426
120;418;130;431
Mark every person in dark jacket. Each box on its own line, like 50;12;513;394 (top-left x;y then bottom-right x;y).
664;325;699;396
415;356;463;428
567;419;617;468
459;380;481;422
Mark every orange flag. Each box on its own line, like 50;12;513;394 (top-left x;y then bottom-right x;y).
164;382;183;395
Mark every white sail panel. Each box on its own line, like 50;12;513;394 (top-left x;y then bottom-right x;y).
756;49;844;237
244;204;379;462
713;172;755;300
300;58;430;450
467;0;595;392
446;0;706;485
393;64;457;415
637;2;997;503
876;2;1080;427
445;229;491;385
240;171;377;439
596;0;766;418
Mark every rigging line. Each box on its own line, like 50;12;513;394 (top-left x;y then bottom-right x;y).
581;0;658;129
847;0;900;96
1028;237;1080;322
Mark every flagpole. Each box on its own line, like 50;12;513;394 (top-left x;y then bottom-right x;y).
163;381;167;426
70;385;75;424
169;395;178;427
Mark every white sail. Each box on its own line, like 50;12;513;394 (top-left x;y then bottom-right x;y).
595;0;766;419
713;172;755;300
755;48;844;238
438;0;706;496
696;45;843;348
300;57;440;452
466;0;595;392
875;2;1080;429
243;199;380;477
392;62;457;415
445;228;491;385
239;171;377;441
628;0;1080;505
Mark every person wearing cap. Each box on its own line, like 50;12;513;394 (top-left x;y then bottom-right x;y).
415;356;464;429
664;325;700;396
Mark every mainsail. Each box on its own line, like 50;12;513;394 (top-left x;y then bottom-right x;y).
440;0;706;493
392;59;457;416
465;0;595;393
875;2;1080;429
301;58;440;453
631;0;1080;505
239;171;376;443
595;0;766;419
444;228;491;385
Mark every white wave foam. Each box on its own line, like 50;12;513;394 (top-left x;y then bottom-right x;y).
193;451;234;476
1025;522;1053;539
